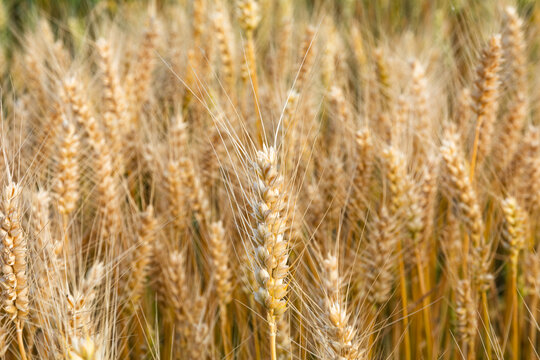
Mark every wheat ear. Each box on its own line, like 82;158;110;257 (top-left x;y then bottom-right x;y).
442;131;491;287
209;220;233;357
374;48;391;107
440;129;484;274
67;262;104;339
493;7;527;171
504;126;540;212
322;254;365;359
53;117;79;257
382;145;433;359
276;1;293;79
53;118;79;218
32;190;60;303
410;60;430;165
295;25;316;92
441;128;493;358
186;294;211;359
69;336;98;360
63;77;121;240
455;279;476;358
210;222;233;302
213;5;235;96
237;0;262;145
165;116;189;235
363;205;396;305
282;90;300;174
470;34;502;169
126;206;156;309
0;183;28;360
501;197;526;360
162;250;188;340
455;87;472;138
96;38;125;172
182;154;211;228
441;209;461;272
125;15;157;126
251;146;288;360
350;128;373;218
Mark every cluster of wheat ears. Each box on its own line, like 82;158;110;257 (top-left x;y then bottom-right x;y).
0;0;539;359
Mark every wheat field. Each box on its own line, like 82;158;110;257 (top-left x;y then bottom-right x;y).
0;0;538;359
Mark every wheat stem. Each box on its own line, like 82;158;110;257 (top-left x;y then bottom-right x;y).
269;316;277;360
528;291;538;359
481;291;492;360
415;250;433;359
250;293;262;360
17;320;27;360
397;240;411;360
219;303;232;359
511;268;518;360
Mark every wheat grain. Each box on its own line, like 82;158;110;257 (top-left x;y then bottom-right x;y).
471;34;502;164
53;118;80;217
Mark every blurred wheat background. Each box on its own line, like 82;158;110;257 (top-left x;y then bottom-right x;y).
0;0;539;359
